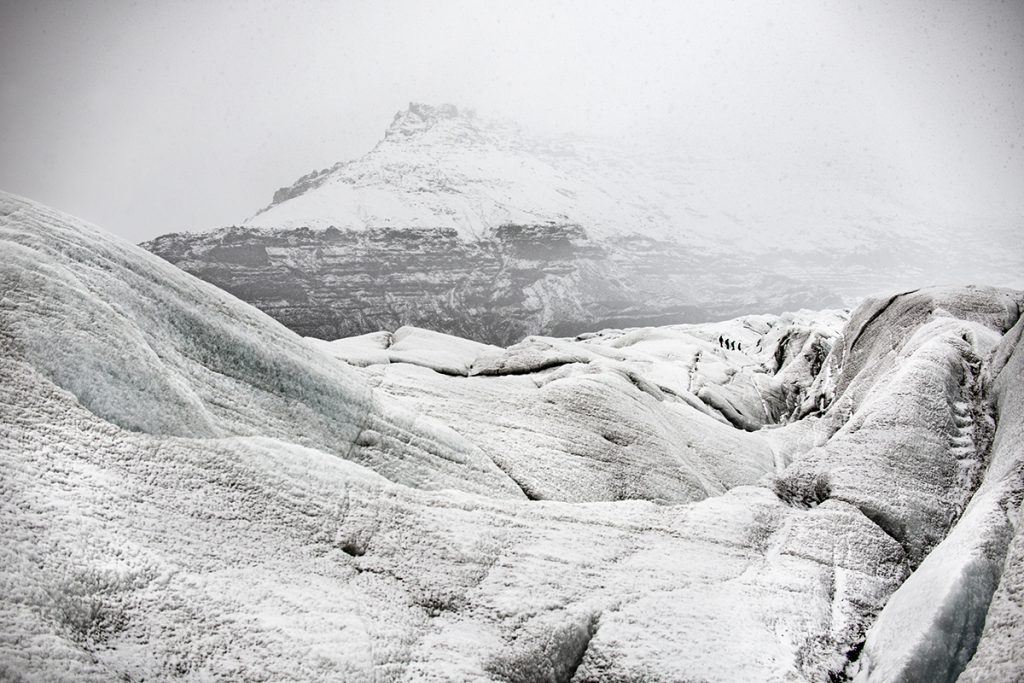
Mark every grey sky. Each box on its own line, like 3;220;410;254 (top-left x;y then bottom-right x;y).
1;0;1022;242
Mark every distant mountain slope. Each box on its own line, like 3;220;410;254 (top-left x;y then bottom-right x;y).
143;103;1021;345
248;104;829;246
242;104;910;252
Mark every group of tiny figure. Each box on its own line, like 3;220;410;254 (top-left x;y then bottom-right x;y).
718;335;742;352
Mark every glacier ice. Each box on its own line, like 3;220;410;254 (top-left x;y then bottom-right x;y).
855;311;1024;682
2;191;1024;681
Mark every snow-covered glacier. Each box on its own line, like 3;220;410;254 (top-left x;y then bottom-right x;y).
2;191;1023;681
141;103;1022;345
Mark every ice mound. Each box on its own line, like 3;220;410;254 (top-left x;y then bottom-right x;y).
346;314;855;504
855;312;1024;682
0;192;520;498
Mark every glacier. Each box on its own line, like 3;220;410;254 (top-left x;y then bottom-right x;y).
2;190;1023;681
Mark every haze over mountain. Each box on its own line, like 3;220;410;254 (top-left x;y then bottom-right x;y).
2;1;1022;244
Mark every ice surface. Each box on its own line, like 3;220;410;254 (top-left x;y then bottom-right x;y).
0;192;519;498
333;312;852;504
856;313;1024;682
2;191;1023;681
386;326;502;375
306;330;393;367
307;326;501;375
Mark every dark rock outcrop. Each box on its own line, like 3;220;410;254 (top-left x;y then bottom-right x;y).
143;223;839;345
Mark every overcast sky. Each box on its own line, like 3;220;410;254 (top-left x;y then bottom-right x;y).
1;0;1021;242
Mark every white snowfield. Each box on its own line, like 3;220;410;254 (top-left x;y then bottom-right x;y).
2;191;1023;681
244;103;943;256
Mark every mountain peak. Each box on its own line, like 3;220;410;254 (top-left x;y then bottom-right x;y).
385;102;477;138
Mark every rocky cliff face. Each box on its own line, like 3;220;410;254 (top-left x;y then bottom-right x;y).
144;221;836;345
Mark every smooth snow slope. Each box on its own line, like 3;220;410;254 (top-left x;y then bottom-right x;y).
3;192;1024;681
0;192;520;498
246;104;908;255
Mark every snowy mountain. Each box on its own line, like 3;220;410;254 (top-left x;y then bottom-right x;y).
3;191;1024;681
142;102;1024;345
247;103;869;249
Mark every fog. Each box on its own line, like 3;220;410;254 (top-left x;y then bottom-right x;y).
1;0;1022;242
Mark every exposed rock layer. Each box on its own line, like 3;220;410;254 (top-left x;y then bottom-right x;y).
143;223;838;345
